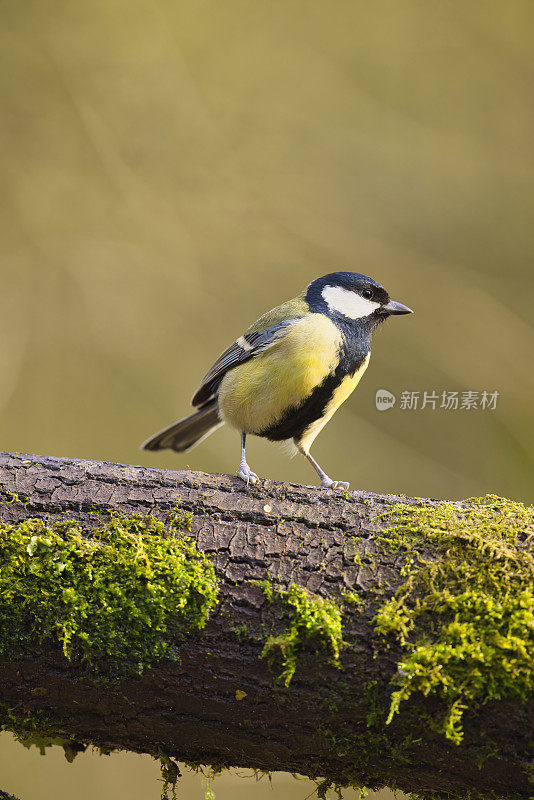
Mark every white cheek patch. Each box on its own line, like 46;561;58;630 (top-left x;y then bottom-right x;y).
322;285;380;319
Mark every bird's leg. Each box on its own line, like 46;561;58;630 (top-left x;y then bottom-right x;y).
304;450;349;491
237;433;259;485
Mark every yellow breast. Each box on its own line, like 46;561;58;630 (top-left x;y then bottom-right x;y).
218;314;342;435
298;352;371;454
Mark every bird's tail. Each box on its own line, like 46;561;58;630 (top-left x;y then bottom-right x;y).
141;401;223;453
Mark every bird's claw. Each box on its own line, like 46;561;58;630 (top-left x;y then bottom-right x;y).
320;478;350;491
237;464;259;486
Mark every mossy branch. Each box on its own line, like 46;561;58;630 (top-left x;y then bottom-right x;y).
0;451;532;800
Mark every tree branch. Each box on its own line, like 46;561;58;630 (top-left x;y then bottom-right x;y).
0;451;531;800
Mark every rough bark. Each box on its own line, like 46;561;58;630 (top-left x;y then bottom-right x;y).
0;451;531;800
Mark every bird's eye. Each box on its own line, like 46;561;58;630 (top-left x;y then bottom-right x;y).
361;288;373;300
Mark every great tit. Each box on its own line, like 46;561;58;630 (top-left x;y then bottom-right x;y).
142;272;412;489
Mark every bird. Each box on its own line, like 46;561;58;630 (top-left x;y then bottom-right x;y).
141;272;412;489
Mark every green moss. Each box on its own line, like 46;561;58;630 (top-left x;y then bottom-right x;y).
316;728;420;799
342;589;363;607
0;510;219;677
159;754;180;800
374;494;534;743
0;700;90;765
230;624;248;641
0;491;22;506
168;503;193;532
259;581;343;686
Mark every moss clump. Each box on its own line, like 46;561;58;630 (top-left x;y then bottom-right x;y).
259;581;343;685
0;510;219;677
374;494;534;743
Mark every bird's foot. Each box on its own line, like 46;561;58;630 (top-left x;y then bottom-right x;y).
320;477;350;491
237;463;259;486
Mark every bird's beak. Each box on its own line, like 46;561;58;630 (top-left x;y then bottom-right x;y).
381;299;413;315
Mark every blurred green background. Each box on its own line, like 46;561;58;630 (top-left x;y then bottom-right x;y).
0;1;532;798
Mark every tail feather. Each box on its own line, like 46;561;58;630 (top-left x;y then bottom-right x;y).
141;401;222;453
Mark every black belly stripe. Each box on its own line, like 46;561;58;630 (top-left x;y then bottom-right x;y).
259;367;346;443
259;326;370;444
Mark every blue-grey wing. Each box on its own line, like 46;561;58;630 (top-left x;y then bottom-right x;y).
192;319;298;407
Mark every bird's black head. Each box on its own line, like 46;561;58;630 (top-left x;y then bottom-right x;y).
305;272;412;335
